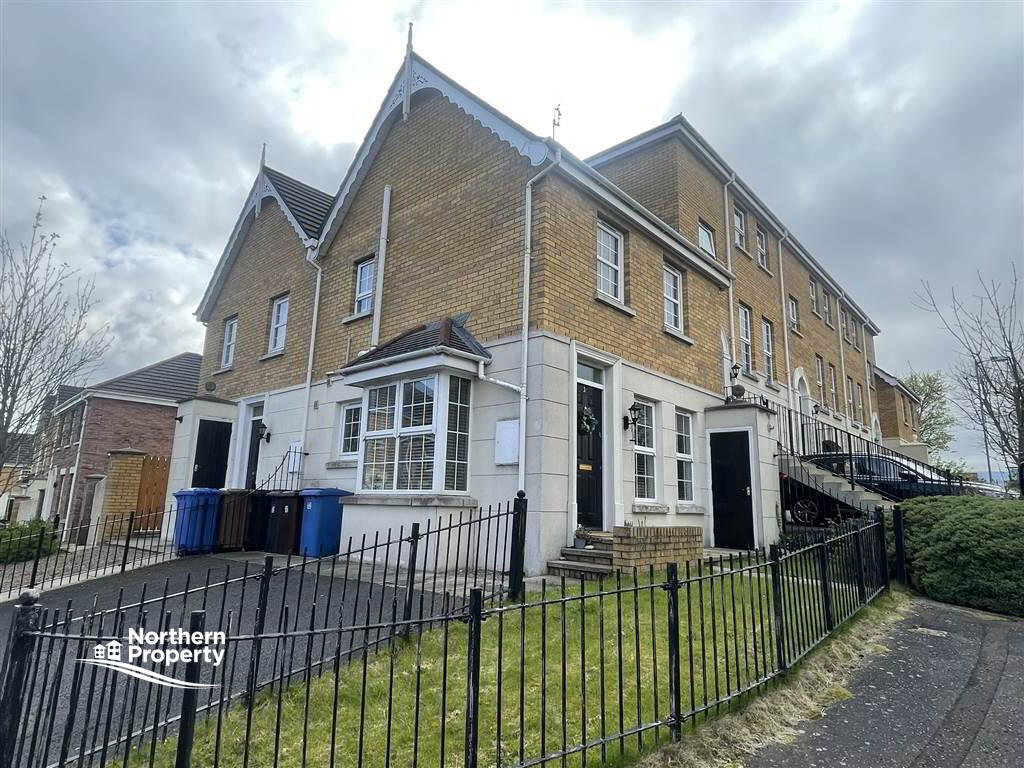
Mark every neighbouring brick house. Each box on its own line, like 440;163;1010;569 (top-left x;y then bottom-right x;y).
35;353;201;532
173;48;890;574
872;365;929;463
0;433;35;522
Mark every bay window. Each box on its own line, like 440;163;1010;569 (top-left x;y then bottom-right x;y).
358;373;473;493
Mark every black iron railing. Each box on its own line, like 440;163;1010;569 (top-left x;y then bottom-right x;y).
0;501;891;768
0;493;527;768
774;403;964;502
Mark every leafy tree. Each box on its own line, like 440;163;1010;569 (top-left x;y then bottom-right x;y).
902;371;957;455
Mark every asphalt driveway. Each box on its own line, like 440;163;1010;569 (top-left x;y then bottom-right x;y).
744;597;1023;768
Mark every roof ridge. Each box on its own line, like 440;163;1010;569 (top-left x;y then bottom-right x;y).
91;351;201;391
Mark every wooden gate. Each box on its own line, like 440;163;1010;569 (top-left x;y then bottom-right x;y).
135;455;169;532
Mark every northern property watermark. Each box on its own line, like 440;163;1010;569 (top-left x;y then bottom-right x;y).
81;627;226;689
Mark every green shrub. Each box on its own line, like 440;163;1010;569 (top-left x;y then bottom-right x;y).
0;519;60;564
899;496;1024;617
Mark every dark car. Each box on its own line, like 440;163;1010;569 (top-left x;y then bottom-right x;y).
804;452;961;501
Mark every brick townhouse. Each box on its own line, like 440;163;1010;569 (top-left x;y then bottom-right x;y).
34;353;201;533
172;48;890;574
873;365;927;462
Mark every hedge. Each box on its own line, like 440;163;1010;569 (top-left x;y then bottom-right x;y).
0;519;60;564
900;496;1024;617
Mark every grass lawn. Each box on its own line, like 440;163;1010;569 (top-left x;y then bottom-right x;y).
122;564;837;768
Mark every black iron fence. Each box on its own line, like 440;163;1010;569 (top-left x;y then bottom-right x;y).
774;403;963;502
0;494;526;768
0;500;890;768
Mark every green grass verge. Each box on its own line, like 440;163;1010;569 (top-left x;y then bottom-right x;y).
120;567;845;768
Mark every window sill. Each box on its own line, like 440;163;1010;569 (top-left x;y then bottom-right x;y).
345;493;478;508
595;292;636;317
699;248;717;261
789;327;803;338
663;326;695;346
825;321;835;330
741;370;760;384
259;349;285;362
736;245;751;259
833;413;845;422
632;502;668;515
757;263;774;277
811;310;823;320
765;380;782;392
342;309;372;325
212;366;233;376
325;458;358;470
675;502;700;515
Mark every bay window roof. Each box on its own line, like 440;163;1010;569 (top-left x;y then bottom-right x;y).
340;315;491;374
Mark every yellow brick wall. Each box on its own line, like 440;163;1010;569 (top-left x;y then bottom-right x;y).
596;137;878;417
197;200;314;400
313;91;538;378
530;173;729;393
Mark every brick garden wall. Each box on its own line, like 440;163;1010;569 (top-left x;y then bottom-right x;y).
612;525;703;569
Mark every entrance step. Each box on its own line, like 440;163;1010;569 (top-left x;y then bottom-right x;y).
577;530;614;551
558;546;614;565
546;558;616;581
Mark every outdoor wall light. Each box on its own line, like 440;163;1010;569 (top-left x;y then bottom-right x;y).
256;422;272;443
730;362;741;381
623;402;645;442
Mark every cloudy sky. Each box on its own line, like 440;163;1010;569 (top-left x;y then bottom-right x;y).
2;0;1021;469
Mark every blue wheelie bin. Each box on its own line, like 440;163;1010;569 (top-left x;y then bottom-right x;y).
173;488;222;555
298;488;352;557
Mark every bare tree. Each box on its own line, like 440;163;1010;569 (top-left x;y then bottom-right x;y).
919;266;1024;490
0;199;110;492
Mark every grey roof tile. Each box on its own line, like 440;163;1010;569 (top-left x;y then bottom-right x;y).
263;166;333;239
344;315;490;368
91;352;202;402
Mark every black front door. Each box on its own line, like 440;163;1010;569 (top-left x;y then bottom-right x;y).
192;420;232;489
576;383;603;528
245;418;263;490
710;431;755;549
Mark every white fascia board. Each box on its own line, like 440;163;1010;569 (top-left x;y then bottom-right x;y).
588;122;880;333
554;159;732;289
89;391;181;409
337;350;481;387
195;172;317;323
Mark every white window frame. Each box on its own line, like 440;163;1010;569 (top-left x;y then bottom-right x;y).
733;206;746;250
823;291;834;326
815;356;826;404
356;372;473;494
697;220;716;258
841;307;850;341
632;400;657;502
337;402;362;458
829;364;839;410
354;258;376;314
856;383;865;424
846;375;855;416
738;304;753;373
675;409;694;503
596;221;624;300
762;318;775;382
788;296;800;331
444;375;472;492
663;265;683;332
756;227;768;269
268;295;289;353
221;316;238;368
853;320;862;349
809;278;819;315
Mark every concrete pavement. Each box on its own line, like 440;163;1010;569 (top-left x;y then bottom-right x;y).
744;598;1023;768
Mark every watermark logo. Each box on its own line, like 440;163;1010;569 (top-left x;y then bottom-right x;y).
81;628;226;689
